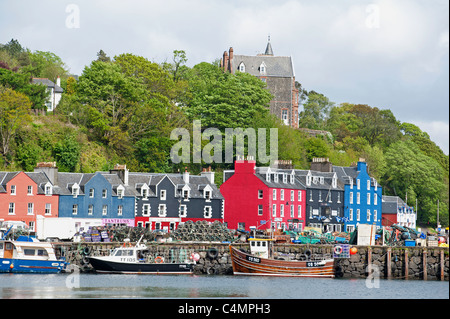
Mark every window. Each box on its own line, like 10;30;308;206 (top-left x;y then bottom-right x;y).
118;205;123;216
142;188;148;199
158;204;167;217
179;205;187;217
27;203;34;215
374;180;378;191
204;206;212;218
367;180;371;190
258;205;263;216
281;109;289;125
266;172;270;182
89;189;94;198
283;173;287;184
10;185;16;195
27;186;33;195
258;190;263;199
72;185;79;198
272;204;277;217
374;194;378;205
45;185;52;195
102;189;107;198
280;189;284;201
117;188;124;199
290;173;294;184
357;193;360;204
374;210;377;221
142;204;150;216
306;174;311;186
160;189;166;200
350;192;354;204
298;190;302;202
72;204;78;215
290;205;294;217
204;190;211;201
291;190;294;202
24;249;35;256
88;205;94;215
45;203;51;215
183;189;190;200
297;205;302;218
332;176;337;188
309;192;313;202
280;204;284;217
367;209;371;221
367;193;371;205
8;203;15;215
350;179;353;189
357;179;360;190
274;173;278;183
273;189;277;200
349;209;353;221
238;62;245;72
356;209;360;221
102;205;108;216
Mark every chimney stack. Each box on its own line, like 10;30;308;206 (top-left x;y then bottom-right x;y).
110;164;129;186
183;167;189;184
201;166;215;184
56;76;61;87
34;162;58;185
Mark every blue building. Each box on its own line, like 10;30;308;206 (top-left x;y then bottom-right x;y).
333;160;382;232
34;164;136;229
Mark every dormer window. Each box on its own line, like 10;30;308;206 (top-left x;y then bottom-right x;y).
45;182;52;195
141;184;149;199
259;62;266;75
117;185;124;199
332;175;337;188
283;173;287;184
313;176;318;184
238;62;245;72
274;173;278;183
72;183;79;198
319;177;324;184
306;172;312;186
204;190;211;201
160;189;166;200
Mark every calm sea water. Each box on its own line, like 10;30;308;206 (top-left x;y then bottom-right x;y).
0;273;448;299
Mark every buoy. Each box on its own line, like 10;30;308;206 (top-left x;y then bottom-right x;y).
350;247;358;255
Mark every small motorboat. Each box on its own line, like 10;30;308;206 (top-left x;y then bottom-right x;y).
88;236;197;274
0;236;69;273
229;238;335;278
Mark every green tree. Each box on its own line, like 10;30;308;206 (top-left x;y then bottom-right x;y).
184;62;272;130
52;134;81;172
299;91;334;130
0;87;32;161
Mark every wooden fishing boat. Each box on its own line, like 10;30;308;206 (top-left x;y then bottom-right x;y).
229;238;335;278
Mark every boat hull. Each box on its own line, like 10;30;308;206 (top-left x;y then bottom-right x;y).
229;246;335;278
0;258;68;274
88;257;194;274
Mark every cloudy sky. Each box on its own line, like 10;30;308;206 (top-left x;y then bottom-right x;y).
1;0;448;154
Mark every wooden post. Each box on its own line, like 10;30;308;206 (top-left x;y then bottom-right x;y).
387;247;392;279
367;246;372;276
404;249;409;280
423;249;427;281
440;249;444;281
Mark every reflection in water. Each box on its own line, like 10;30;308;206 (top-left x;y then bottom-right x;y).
0;274;448;299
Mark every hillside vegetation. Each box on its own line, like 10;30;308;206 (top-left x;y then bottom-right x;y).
0;39;448;227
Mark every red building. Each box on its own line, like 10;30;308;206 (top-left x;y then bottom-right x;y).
220;158;306;231
0;171;59;231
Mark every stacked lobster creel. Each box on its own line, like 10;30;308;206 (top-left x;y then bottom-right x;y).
171;220;234;242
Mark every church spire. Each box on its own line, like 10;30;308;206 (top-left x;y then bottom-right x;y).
264;35;274;56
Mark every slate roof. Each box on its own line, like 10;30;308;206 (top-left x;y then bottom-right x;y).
382;195;407;214
231;55;294;78
0;172;19;193
32;78;63;93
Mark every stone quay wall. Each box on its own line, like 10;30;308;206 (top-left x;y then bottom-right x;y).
58;242;449;281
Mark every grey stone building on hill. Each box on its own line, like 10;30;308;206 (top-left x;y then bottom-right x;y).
220;39;299;129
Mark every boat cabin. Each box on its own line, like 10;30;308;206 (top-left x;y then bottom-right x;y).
248;238;275;259
0;237;58;261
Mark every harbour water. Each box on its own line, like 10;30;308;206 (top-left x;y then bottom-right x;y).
0;273;448;299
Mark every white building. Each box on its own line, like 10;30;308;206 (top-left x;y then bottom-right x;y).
31;77;63;112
